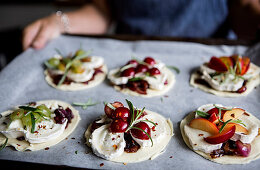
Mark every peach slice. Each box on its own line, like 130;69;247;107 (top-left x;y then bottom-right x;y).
222;108;245;122
189;118;219;135
220;56;234;70
208;113;219;124
204;125;236;144
240;57;250;75
208;56;228;72
218;123;248;135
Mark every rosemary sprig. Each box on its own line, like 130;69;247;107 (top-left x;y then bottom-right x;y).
0;138;8;151
73;98;99;110
125;99;155;146
57;50;92;86
195;110;209;118
219;119;232;133
167;65;180;74
213;104;232;123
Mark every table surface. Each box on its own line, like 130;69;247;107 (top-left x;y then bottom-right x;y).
0;34;258;169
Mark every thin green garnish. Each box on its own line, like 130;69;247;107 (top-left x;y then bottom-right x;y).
120;64;136;72
213;104;232;123
125;99;155;146
167;65;180;74
195;110;209;118
160;97;163;102
219;119;246;133
30;112;36;133
75;151;78;154
57;49;92;86
128;77;143;82
55;48;63;56
0;138;8;151
73;99;100;110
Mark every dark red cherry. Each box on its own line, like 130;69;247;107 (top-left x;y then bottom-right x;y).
130;122;151;140
104;101;124;118
121;67;135;77
135;64;149;73
110;119;128;133
207;108;226;115
112;107;130;120
148;68;160;75
127;59;138;66
144;57;156;65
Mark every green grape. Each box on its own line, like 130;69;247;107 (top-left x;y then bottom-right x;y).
62;57;71;65
36;104;52;118
58;63;66;71
22;113;32;128
48;58;60;67
10;109;24;120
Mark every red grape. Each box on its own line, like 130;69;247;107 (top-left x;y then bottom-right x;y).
144;57;156;65
130;122;151;140
148;68;160;75
236;140;251;157
135;64;149;73
112;107;130;120
127;59;138;66
110;119;128;133
104;101;124;118
121;67;135;77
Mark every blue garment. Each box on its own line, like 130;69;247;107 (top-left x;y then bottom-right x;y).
110;0;229;38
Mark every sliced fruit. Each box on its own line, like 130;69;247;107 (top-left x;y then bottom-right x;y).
236;140;251;157
219;56;234;71
112;107;130;120
218;123;248;135
135;64;149;73
148;68;160;76
48;58;60;68
222;108;245;122
104;102;124;118
58;63;66;71
208;56;228;72
121;67;135;77
189;118;219;135
10;109;25;120
130;122;151;140
110;119;128;133
144;57;155;65
240;57;250;75
207;108;226;116
208;113;219;124
204;125;236;144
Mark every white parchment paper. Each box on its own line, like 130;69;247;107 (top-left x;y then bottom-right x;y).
0;35;259;170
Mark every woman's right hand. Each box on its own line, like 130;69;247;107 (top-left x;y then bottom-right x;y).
22;14;64;50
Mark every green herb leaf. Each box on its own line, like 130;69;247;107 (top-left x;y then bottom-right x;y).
126;99;135;125
55;48;63;56
106;103;116;110
128;77;143;82
19;106;38;112
167;65;180;74
213;104;232;111
195;110;209;118
0;138;8;151
75;150;78;154
131;126;154;147
139;119;157;127
30;113;36;133
231;119;246;127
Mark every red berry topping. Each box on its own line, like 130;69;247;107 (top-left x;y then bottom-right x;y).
207;108;226;116
130;122;151;140
148;68;160;75
112;107;130;120
144;57;156;65
127;59;138;66
104;102;124;118
135;64;149;73
110;119;128;133
121;67;135;77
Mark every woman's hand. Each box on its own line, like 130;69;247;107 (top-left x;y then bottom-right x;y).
22;14;64;50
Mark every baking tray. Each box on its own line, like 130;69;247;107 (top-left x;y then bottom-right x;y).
0;35;259;170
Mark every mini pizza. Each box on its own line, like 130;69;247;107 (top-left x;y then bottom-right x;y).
85;100;173;163
107;57;175;97
180;104;260;164
0;100;80;151
44;49;107;91
190;55;260;97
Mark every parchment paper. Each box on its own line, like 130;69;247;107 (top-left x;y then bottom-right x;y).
0;35;259;170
